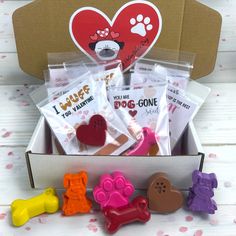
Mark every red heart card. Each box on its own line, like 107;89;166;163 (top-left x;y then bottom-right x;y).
76;115;107;146
69;1;162;71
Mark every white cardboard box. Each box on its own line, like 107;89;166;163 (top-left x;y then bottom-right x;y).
25;80;209;190
26;116;204;190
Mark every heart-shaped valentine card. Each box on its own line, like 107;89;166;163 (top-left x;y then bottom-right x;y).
76;115;107;146
69;1;162;71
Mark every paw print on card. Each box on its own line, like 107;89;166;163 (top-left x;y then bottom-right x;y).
130;14;153;37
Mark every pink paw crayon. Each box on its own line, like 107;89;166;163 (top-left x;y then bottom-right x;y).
93;171;135;209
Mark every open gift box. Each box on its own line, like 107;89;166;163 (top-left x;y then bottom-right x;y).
13;0;221;190
26;117;204;189
25;80;210;190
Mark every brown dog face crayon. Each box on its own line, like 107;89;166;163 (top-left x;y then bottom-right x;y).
147;173;184;213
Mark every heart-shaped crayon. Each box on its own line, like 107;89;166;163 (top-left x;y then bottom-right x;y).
147;173;184;213
76;115;107;146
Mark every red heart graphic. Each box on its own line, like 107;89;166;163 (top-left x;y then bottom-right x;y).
70;1;162;71
76;115;107;146
129;110;137;117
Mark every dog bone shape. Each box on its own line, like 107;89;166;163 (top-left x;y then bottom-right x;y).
11;188;59;227
103;196;151;234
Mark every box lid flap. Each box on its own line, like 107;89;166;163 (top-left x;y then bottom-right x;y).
12;0;221;80
180;0;222;78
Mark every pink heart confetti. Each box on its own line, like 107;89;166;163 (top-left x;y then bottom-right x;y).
2;131;12;138
185;215;193;222
89;218;97;223
87;224;98;232
83;110;89;115
156;230;164;236
179;226;188;233
0;213;6;220
208;153;217;158
194;230;203;236
5;163;13;169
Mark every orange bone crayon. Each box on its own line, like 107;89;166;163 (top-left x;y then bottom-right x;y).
62;171;92;216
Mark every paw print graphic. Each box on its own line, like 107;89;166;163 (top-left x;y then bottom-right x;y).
130;14;153;37
93;172;134;209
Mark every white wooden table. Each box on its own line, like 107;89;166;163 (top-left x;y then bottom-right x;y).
0;1;236;235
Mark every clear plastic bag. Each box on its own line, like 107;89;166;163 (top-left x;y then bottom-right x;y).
47;59;88;94
64;59;124;89
133;60;190;92
36;74;135;156
46;53;125;95
129;70;199;150
108;81;171;156
132;48;195;92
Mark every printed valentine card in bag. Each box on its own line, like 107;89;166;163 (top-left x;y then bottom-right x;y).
108;83;171;156
167;85;198;149
130;71;199;150
38;75;134;155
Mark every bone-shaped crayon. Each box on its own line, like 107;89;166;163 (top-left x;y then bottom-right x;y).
103;196;151;234
11;188;59;227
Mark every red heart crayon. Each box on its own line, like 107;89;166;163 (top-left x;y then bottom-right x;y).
76;115;107;146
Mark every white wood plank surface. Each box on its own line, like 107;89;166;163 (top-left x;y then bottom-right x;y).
194;83;236;145
0;0;236;235
0;53;41;85
0;1;30;53
0;52;235;85
199;0;236;52
203;146;236;205
1;205;236;236
0;85;40;146
198;52;236;83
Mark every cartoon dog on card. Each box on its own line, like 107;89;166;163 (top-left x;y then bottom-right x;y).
89;28;124;61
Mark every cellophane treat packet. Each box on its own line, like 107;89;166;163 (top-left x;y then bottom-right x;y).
133;58;191;93
108;81;171;156
130;70;199;150
37;74;135;155
64;59;124;89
